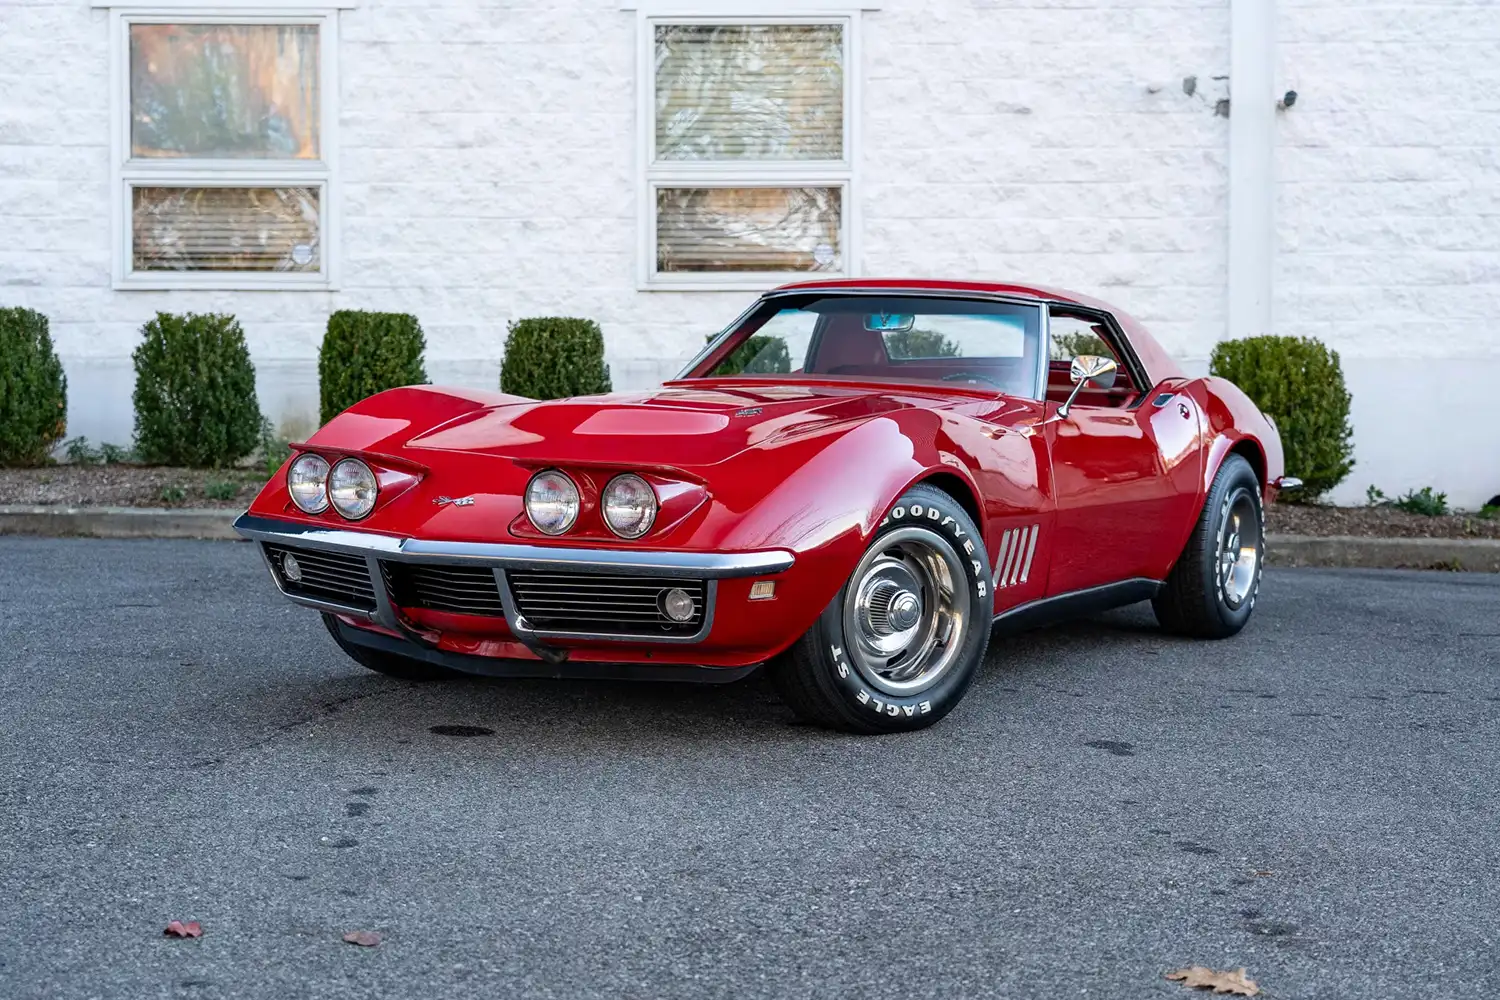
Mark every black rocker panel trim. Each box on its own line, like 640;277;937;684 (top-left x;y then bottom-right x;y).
991;578;1163;635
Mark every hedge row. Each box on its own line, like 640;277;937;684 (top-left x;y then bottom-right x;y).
0;310;613;469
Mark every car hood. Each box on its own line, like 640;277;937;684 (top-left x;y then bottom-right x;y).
404;382;938;471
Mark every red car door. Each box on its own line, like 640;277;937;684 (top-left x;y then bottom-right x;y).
1043;311;1202;596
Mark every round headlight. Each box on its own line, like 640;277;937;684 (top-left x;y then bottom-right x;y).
287;453;330;514
602;474;658;539
328;458;378;520
525;470;580;535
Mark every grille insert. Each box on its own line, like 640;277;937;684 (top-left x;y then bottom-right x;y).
264;544;376;611
382;563;504;617
508;572;708;637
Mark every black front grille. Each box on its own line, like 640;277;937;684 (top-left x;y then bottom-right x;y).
508;572;708;637
382;562;505;617
264;544;376;611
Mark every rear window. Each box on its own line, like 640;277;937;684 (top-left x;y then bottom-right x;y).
690;294;1044;399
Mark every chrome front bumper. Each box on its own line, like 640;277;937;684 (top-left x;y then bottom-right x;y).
233;513;795;652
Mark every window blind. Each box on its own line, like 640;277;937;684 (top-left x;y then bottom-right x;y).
132;186;320;272
656;187;841;273
655;24;844;162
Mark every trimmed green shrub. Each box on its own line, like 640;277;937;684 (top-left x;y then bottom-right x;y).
319;311;427;424
0;307;68;466
1210;335;1354;500
132;312;262;468
709;334;792;376
500;318;611;399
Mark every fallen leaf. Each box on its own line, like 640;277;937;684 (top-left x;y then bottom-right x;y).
163;920;203;939
1165;966;1260;996
342;930;382;947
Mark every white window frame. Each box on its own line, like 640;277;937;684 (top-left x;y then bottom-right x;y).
106;5;343;290
635;7;863;291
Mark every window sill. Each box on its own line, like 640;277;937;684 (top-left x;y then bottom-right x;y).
115;273;334;292
94;0;356;7
642;273;847;293
621;1;877;9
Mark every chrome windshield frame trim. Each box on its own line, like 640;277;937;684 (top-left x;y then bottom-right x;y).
672;286;1050;401
233;513;795;579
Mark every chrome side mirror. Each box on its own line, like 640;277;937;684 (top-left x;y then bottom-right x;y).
1056;355;1119;419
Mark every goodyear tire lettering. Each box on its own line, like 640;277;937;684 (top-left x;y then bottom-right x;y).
818;488;988;727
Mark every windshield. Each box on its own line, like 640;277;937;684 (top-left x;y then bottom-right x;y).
684;294;1044;399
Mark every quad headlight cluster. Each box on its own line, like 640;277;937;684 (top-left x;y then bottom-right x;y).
287;454;378;520
524;469;658;539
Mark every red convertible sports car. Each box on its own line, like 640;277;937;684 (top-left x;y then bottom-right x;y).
237;279;1295;733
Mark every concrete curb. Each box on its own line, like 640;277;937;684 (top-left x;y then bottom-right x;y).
0;506;240;540
1266;533;1500;573
2;508;1498;572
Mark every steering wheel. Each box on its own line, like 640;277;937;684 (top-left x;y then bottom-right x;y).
940;372;1003;389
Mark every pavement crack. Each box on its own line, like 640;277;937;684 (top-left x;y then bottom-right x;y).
215;685;401;761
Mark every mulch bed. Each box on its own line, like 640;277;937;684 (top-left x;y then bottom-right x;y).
2;465;1497;539
1266;502;1499;539
0;465;267;510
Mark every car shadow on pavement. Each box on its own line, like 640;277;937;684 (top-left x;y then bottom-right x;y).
197;601;1182;763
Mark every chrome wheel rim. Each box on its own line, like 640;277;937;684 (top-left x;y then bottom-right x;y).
1217;487;1261;609
842;526;970;696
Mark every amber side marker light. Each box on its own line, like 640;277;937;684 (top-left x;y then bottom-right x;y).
749;581;777;601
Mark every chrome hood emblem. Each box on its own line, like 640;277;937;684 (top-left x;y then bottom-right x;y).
434;495;476;507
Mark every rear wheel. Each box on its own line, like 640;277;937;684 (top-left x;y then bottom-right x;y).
770;484;992;733
1152;454;1264;638
320;613;452;681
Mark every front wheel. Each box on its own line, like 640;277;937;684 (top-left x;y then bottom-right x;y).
1152;453;1264;638
770;484;992;733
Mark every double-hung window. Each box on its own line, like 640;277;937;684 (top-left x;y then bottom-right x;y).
110;8;340;289
639;12;858;289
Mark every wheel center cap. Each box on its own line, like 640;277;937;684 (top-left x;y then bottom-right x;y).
888;591;921;631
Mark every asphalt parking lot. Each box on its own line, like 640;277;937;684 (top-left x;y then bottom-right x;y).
2;538;1497;999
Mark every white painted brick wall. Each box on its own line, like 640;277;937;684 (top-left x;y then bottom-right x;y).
1272;0;1500;505
1274;0;1500;358
1;0;1496;505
